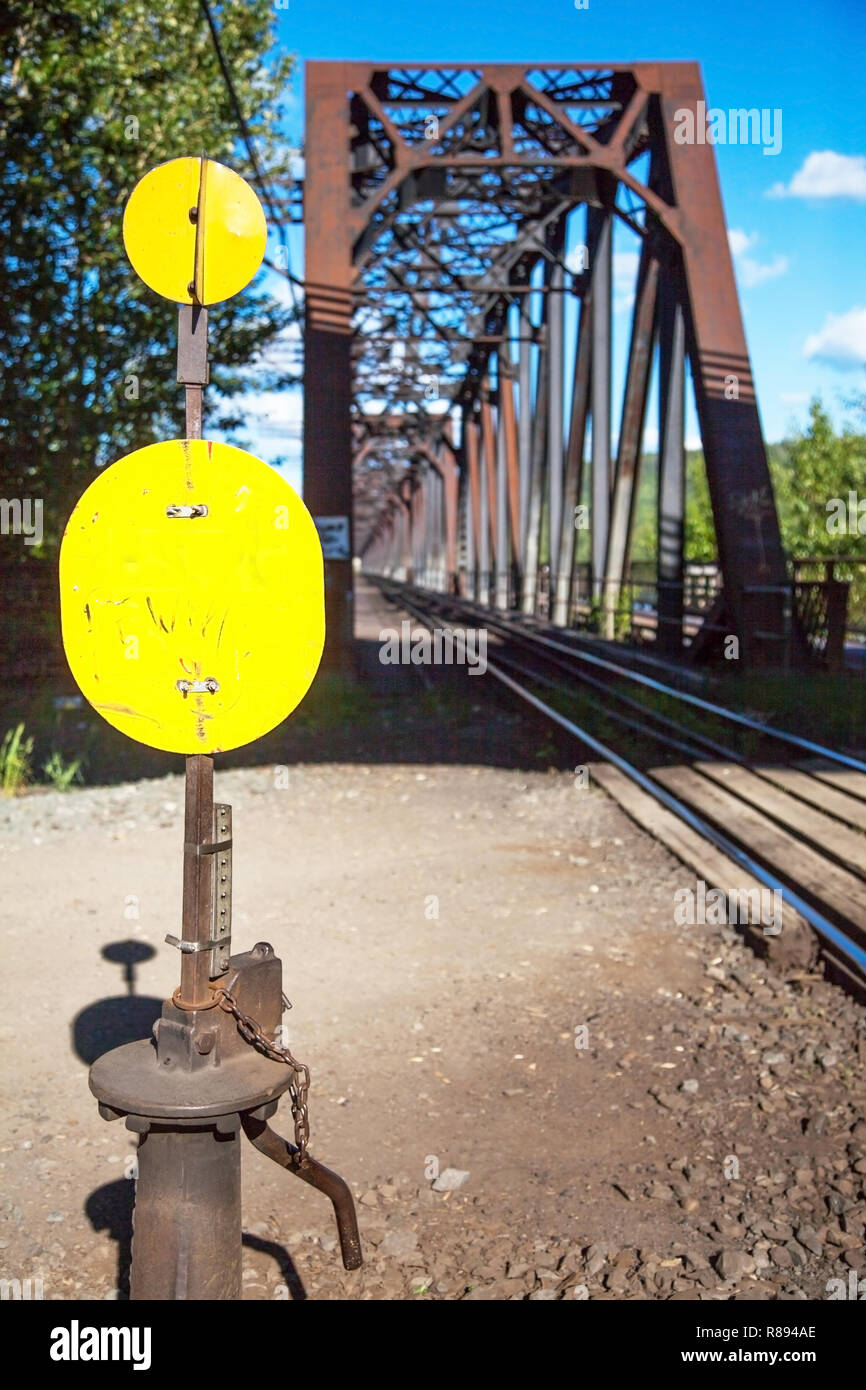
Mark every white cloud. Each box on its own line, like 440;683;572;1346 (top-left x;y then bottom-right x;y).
241;388;302;432
727;228;788;288
739;255;789;288
767;150;866;201
727;228;754;257
803;306;866;370
780;391;809;405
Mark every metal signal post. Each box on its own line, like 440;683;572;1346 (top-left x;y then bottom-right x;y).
60;156;361;1299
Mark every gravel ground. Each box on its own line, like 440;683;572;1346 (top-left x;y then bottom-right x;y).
1;754;864;1302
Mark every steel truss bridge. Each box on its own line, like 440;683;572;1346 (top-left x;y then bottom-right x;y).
301;61;835;669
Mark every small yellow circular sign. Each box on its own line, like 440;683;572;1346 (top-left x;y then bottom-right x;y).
60;441;324;754
122;157;267;305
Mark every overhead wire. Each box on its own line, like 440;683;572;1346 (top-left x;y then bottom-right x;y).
197;0;304;321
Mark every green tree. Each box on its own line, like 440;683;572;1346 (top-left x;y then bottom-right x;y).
684;448;715;560
0;0;294;552
771;398;866;558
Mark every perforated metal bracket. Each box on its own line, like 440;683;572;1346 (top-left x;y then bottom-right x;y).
165;803;232;976
211;803;232;976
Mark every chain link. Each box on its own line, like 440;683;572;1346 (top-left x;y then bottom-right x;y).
213;987;311;1163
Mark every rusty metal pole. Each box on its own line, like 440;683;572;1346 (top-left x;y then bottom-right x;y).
657;261;686;658
176;306;217;1013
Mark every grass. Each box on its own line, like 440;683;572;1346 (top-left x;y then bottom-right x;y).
43;749;84;790
0;660;861;794
0;723;34;795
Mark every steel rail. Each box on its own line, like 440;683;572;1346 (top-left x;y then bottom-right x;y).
390;585;866;979
381;580;866;774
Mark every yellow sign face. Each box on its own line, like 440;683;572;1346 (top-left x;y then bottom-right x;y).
60;441;324;755
122;157;267;305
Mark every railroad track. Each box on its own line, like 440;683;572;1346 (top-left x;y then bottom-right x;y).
372;577;866;991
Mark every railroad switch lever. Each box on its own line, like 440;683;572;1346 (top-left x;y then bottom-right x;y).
90;941;363;1297
242;1113;363;1271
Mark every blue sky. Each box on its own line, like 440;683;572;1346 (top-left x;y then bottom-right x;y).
239;0;866;484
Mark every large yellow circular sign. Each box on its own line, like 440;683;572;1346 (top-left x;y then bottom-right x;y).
122;157;267;305
60;441;324;754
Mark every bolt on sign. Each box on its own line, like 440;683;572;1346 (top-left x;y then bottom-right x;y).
60;157;325;754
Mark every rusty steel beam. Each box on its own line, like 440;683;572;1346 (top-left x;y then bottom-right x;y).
399;477;413;581
603;245;660;638
656;64;787;661
438;443;460;591
546;218;566;615
552;290;591;626
304;65;356;669
500;361;521;573
522;317;548;615
480;381;498;577
657;260;686;657
464;415;483;599
518;293;533;575
589;206;612;606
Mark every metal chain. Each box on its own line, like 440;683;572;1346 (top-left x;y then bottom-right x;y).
213;986;311;1162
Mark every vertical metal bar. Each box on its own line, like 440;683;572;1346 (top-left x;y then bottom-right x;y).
401;481;413;583
185;387;203;439
439;441;459;594
178;360;215;1008
495;393;509;609
522;318;548;615
500;360;521;596
657;271;686;657
413;475;425;585
518;290;533;569
465;415;482;601
422;466;432;587
179;754;214;1006
480;381;498;606
463;454;476;599
547;220;565;613
553;291;591;626
603;248;660;638
478;417;491;606
433;467;443;590
589;208;612;607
